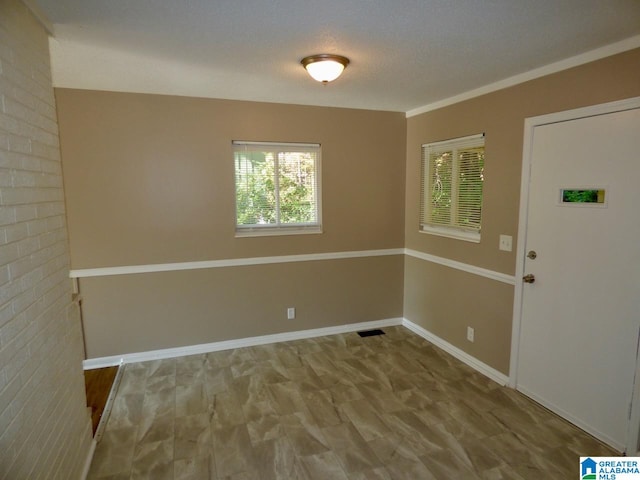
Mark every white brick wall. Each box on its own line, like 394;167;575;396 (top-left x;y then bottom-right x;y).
0;1;93;478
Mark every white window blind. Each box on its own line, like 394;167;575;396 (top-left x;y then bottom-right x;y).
233;141;321;236
420;134;485;242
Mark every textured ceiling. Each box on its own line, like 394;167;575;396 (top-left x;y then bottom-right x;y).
33;0;640;113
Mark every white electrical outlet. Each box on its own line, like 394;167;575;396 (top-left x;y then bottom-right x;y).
287;307;296;320
467;326;475;342
499;234;513;252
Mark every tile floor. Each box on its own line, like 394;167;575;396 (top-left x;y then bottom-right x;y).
87;326;616;479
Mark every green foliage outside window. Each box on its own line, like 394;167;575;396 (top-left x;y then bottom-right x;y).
235;149;317;227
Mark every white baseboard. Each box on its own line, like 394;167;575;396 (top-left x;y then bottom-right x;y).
83;318;404;369
80;438;96;480
83;317;509;389
402;318;510;386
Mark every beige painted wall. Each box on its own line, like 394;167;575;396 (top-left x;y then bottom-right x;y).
403;256;514;372
0;0;92;477
55;90;407;357
56;90;406;268
81;256;404;358
405;48;640;374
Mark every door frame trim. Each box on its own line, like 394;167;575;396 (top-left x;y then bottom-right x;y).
508;96;640;453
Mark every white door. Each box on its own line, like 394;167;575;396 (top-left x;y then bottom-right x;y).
514;101;640;452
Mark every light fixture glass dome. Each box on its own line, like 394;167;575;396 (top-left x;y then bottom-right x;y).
301;54;350;84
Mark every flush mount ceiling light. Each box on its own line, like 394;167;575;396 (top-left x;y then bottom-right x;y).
300;54;350;84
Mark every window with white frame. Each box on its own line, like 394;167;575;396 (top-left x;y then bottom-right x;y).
233;141;322;236
420;134;485;242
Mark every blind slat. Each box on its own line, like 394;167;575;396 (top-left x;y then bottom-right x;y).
420;135;484;236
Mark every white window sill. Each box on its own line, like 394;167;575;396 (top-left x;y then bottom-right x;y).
235;225;322;238
419;224;480;243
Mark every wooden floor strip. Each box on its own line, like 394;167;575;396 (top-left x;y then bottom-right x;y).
94;363;125;442
84;365;120;436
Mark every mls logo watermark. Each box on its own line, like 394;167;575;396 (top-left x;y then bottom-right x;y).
581;457;640;479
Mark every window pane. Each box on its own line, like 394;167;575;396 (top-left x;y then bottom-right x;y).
233;141;321;235
420;133;484;241
429;151;452;225
235;150;277;225
277;151;318;224
457;147;484;229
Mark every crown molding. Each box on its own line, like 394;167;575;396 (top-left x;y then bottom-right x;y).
406;35;640;118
